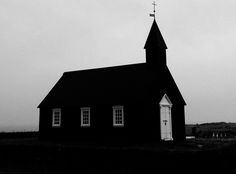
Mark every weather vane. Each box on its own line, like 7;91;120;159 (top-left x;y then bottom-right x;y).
149;1;156;19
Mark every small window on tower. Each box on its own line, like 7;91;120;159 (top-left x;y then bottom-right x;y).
52;108;61;127
113;106;124;127
81;107;90;127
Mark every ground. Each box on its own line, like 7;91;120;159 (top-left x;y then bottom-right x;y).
0;136;236;173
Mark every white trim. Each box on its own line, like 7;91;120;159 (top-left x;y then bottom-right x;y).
159;94;173;106
113;106;124;127
52;108;61;127
80;107;91;127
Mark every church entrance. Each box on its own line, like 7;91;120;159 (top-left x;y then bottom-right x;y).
160;94;173;141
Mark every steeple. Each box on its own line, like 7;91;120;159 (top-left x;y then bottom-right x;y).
144;19;167;49
144;19;167;68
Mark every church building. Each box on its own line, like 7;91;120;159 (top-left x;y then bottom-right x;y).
38;17;186;142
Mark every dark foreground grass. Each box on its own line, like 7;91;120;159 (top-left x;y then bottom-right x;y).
0;138;236;174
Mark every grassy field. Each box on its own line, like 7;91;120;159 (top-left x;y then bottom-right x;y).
0;136;236;174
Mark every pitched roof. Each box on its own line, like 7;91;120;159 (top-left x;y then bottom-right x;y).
144;19;167;49
39;63;148;107
38;63;186;108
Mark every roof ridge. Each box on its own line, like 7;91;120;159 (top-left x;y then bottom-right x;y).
63;62;146;74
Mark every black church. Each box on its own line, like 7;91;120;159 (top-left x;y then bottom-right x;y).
38;19;186;142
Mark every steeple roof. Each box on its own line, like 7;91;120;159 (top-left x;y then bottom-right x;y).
144;19;167;49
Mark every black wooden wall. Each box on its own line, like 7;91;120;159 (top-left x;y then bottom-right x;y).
39;101;185;142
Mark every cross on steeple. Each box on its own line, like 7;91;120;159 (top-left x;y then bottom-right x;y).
152;1;156;14
150;1;157;19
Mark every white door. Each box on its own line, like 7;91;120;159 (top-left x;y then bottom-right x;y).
160;94;173;141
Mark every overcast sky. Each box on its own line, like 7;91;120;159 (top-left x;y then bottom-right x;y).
0;0;236;131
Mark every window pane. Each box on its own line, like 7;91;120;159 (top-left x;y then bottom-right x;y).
81;108;90;126
52;109;61;127
113;107;124;126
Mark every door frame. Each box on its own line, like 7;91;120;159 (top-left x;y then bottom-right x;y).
159;94;173;141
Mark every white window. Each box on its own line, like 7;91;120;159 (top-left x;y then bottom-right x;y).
81;107;90;127
52;108;61;127
113;106;124;127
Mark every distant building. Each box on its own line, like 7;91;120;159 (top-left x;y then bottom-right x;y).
38;18;186;142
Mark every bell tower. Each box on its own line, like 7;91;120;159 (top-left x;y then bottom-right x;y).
144;2;167;69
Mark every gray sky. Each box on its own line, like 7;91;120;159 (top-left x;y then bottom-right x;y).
0;0;236;131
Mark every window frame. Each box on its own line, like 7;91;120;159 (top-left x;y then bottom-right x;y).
80;107;91;127
113;106;124;127
52;108;61;127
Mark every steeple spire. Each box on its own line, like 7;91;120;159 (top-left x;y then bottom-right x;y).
146;1;167;49
144;20;167;49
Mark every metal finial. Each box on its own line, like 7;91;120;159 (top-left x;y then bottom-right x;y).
149;1;157;18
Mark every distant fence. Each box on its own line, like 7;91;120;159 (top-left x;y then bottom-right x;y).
192;127;235;139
